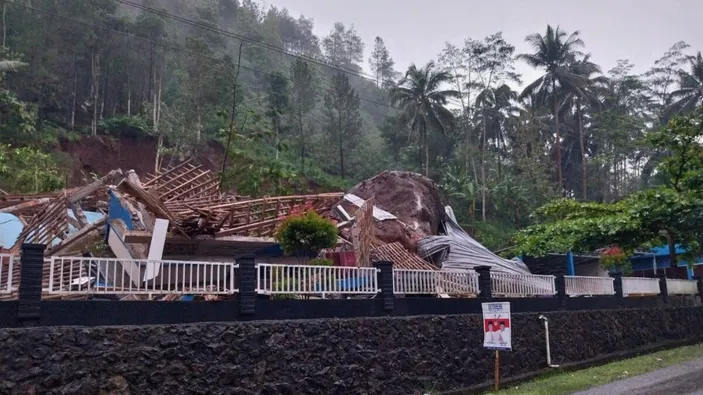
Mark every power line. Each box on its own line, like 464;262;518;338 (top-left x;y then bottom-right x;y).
115;0;382;83
6;1;403;112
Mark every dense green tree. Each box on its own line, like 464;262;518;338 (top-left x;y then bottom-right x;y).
289;59;317;168
322;22;364;70
265;71;289;159
322;73;361;179
369;36;397;88
516;107;703;267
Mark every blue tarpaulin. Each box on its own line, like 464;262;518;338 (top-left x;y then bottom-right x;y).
0;210;105;248
314;276;371;292
0;213;23;249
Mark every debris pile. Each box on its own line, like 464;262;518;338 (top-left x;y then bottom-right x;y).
2;164;530;301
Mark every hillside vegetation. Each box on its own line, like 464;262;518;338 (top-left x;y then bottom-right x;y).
1;0;702;249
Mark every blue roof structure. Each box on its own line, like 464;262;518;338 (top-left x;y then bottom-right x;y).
644;244;688;257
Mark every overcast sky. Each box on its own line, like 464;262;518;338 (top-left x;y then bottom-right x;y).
272;0;702;89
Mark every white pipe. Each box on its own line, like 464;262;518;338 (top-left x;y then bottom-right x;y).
539;315;560;368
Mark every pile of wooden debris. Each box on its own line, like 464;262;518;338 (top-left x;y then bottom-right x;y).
0;163;447;302
0;159;344;256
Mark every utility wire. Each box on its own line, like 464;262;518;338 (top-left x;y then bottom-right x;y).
115;0;382;83
6;1;403;112
6;2;626;147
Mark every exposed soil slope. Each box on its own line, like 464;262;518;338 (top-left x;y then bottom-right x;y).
57;135;222;187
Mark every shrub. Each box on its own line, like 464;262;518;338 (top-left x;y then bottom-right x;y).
0;144;64;193
600;246;632;274
308;258;334;266
274;211;338;258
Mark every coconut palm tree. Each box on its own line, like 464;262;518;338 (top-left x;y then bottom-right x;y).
0;59;26;84
561;54;608;199
475;84;517;220
668;51;703;116
390;61;459;177
517;25;587;192
0;60;25;72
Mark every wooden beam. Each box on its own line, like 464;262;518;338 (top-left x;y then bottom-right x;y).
47;217;106;256
70;202;89;229
143;159;193;187
0;198;51;214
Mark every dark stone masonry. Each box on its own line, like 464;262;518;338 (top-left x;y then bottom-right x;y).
1;307;702;395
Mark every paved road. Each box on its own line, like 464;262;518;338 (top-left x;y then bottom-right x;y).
572;357;703;395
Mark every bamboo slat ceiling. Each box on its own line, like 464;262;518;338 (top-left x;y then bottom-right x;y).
138;161;344;237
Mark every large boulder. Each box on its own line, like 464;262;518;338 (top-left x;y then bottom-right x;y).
339;171;445;251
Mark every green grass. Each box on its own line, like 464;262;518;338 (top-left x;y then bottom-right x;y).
489;343;703;395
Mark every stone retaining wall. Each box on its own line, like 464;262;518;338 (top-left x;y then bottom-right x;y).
1;307;701;395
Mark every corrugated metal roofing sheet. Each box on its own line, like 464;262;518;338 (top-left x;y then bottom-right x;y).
418;206;530;275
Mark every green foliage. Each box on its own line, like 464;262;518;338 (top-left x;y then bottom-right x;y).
0;145;65;193
99;115;150;138
3;1;703;254
274;211;338;257
469;219;518;252
323;73;362;179
515;106;703;270
308;258;334;266
0;89;37;145
599;247;632;274
390;61;459;177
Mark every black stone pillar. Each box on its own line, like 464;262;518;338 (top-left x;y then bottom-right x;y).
236;255;256;316
475;266;492;299
610;271;624;299
374;260;394;312
17;244;46;326
657;271;669;304
555;274;567;308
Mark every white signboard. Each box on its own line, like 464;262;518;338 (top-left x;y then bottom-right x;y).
482;302;512;351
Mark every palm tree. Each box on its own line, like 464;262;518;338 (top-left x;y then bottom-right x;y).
0;59;26;84
561;54;608;199
668;51;703;116
475;84;517;220
517;25;587;191
0;60;25;72
390;61;459;177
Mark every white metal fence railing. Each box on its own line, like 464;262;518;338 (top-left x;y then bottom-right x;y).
666;278;698;295
256;263;379;295
565;276;615;296
491;273;556;297
48;257;237;295
0;254;16;294
12;254;703;300
393;269;479;295
622;277;660;295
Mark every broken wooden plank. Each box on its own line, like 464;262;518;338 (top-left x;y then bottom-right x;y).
47;217;106;256
0;198;51;214
68;169;124;204
70;202;89;229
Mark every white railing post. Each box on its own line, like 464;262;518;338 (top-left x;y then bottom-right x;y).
622;277;661;296
391;269;480;296
0;254;15;294
48;256;55;293
491;272;557;297
565;276;616;296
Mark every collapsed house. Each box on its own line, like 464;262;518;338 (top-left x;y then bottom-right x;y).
0;165;532;300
